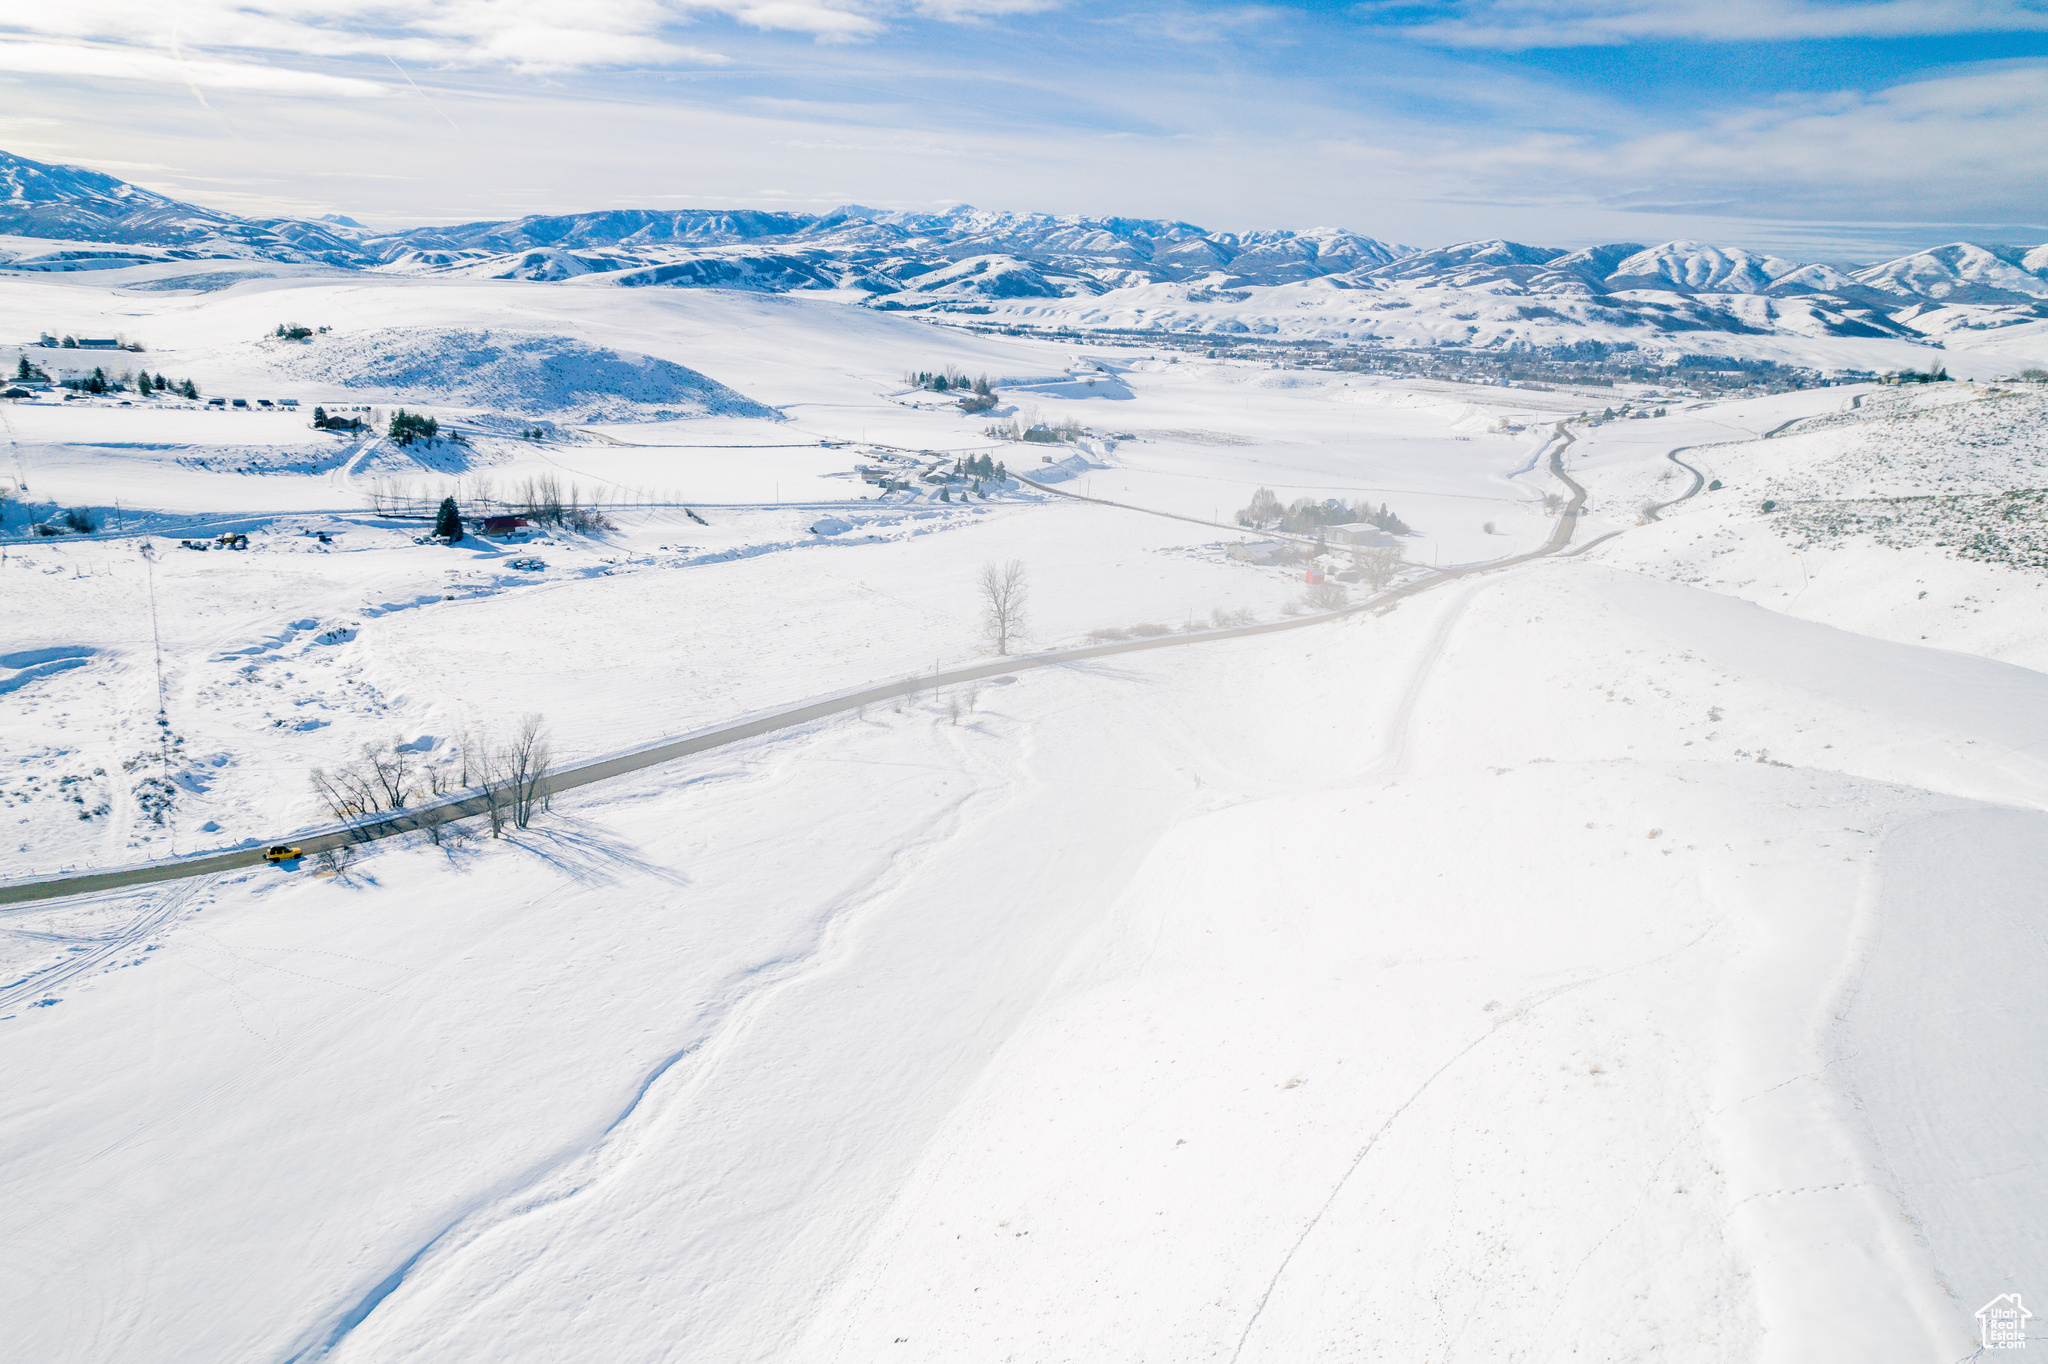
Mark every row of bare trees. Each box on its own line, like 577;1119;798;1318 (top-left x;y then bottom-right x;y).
367;474;623;530
310;714;552;840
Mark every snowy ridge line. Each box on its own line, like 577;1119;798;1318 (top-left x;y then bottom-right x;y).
0;427;1588;909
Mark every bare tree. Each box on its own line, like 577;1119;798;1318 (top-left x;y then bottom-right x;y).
364;741;415;811
457;724;512;836
505;713;552;830
310;764;377;823
479;759;509;837
418;761;458;844
1304;580;1350;610
977;559;1029;656
1352;546;1404;591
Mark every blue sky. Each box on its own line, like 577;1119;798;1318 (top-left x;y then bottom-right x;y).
1;1;2044;258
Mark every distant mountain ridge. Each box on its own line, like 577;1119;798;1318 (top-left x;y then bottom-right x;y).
5;149;2046;348
0;152;367;266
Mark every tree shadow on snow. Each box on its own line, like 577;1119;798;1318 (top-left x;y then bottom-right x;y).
504;815;691;889
1041;658;1158;686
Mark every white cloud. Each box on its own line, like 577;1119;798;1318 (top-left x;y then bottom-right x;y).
1394;0;2048;48
0;39;387;95
1319;62;2048;223
0;2;734;74
713;0;887;39
0;0;1060;77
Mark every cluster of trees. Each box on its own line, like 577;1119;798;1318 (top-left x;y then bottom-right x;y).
513;472;613;532
14;356;48;383
309;716;553;842
388;409;439;445
56;366;197;398
906;368;998;413
984;414;1083;443
272;323;329;341
1236;488;1411;535
907;366;992;396
956;453;1009;482
32;506;99;535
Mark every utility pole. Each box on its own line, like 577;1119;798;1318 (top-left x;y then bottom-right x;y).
140;539;175;853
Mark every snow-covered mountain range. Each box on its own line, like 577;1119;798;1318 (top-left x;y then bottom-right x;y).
5;149;2046;350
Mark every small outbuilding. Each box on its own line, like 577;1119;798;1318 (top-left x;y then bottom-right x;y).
1330;523;1396;547
478;515;530;534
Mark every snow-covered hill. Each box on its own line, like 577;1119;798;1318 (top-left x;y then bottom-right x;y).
1851;242;2048;304
246;328;783;422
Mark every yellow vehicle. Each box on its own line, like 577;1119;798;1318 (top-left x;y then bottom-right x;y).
263;844;302;862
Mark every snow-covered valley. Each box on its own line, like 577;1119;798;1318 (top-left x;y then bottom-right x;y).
3;247;2045;1363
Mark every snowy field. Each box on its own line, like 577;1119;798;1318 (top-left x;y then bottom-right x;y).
3;267;2044;1362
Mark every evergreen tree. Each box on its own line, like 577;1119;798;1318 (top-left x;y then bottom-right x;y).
434;496;462;541
153;372;168;391
312;406;328;428
180;379;199;400
388;409;439;446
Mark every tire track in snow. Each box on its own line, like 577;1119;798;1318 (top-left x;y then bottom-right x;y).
1228;911;1730;1363
0;878;207;1011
